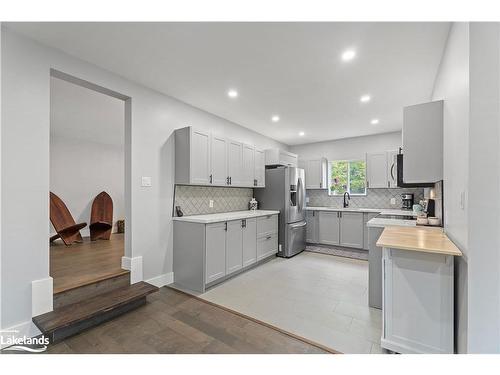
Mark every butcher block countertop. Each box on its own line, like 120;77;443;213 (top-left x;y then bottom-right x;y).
376;226;463;256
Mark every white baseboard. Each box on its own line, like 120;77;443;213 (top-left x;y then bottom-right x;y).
0;321;41;349
146;272;174;288
121;256;143;284
32;277;53;316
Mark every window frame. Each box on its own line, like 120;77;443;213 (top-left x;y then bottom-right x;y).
328;159;367;196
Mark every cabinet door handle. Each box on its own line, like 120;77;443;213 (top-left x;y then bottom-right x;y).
210;174;213;184
266;235;272;240
367;180;370;188
241;219;246;228
226;176;230;185
224;222;227;231
388;181;390;188
229;176;232;185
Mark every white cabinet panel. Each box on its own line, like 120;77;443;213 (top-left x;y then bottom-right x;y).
257;215;278;237
242;218;257;267
306;210;319;243
227;140;243;186
257;233;278;260
382;248;453;353
241;144;255;187
210;135;228;186
205;223;226;283
226;220;243;274
339;212;364;248
366;152;388;188
318;211;340;245
363;212;380;250
254;148;265;187
265;149;298;167
191;129;211;185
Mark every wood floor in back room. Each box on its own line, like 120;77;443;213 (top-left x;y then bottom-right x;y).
45;287;330;354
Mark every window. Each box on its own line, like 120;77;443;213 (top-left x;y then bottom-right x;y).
329;160;366;195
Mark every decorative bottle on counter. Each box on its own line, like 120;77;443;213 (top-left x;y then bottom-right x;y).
249;197;258;211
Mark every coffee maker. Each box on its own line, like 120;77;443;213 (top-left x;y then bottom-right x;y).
401;193;414;210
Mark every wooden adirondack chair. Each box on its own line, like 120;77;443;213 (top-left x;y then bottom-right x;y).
89;191;113;241
50;192;87;246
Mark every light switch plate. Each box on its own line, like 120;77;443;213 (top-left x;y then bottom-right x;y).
209;199;214;208
141;176;152;187
306;197;310;203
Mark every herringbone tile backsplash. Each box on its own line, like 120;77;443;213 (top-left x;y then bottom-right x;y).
307;188;424;209
174;185;253;216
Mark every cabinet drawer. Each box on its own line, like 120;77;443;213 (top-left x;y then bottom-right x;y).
257;233;278;260
257;215;278;237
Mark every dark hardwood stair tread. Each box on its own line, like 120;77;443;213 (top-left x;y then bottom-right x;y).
33;281;158;333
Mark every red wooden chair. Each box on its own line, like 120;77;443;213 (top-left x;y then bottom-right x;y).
89;191;113;241
50;192;87;246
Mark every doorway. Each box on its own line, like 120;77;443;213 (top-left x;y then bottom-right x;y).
48;71;129;299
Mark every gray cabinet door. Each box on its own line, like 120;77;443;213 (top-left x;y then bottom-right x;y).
305;159;321;189
226;220;243;275
306;210;318;243
366;152;388;188
339;212;364;248
227;140;243;186
211;135;228;186
205;222;226;283
254;148;265;187
242;218;257;267
190;128;211;184
241;144;255;187
318;211;340;245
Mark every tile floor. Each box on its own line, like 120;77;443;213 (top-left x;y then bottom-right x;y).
199;251;384;354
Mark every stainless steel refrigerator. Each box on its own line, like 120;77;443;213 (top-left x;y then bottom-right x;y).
255;166;306;258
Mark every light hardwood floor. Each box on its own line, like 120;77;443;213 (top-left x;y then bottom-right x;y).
50;233;126;294
45;287;330;354
199;251;384;354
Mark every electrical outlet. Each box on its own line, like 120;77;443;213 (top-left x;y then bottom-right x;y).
306;197;310;203
209;199;214;208
390;198;396;205
141;176;152;187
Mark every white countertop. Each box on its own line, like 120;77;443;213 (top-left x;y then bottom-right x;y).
366;217;417;228
306;206;418;216
173;210;280;224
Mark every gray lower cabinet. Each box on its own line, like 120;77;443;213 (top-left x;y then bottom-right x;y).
173;214;278;293
318;211;340;245
368;226;384;309
226;220;243;274
306;210;319;243
242;218;257;267
339;212;364;248
205;222;227;283
363;213;380;250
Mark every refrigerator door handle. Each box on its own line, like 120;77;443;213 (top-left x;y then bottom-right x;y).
297;176;304;215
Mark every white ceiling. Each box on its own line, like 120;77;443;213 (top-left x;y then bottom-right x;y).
11;22;450;145
51;76;125;146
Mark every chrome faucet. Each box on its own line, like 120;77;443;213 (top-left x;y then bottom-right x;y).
343;192;351;208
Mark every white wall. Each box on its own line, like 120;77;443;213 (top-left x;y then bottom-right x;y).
467;22;500;353
0;28;287;331
50;136;125;236
430;22;470;353
289;131;402;161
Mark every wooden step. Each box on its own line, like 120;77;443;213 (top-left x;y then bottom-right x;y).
53;271;130;309
33;282;158;343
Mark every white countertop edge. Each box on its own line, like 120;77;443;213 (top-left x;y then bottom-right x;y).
173;210;280;224
367;218;417;228
306;206;418;216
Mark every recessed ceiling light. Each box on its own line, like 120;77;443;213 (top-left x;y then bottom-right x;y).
299;131;305;136
360;95;371;103
271;115;280;123
371;119;379;125
341;49;356;62
227;89;238;98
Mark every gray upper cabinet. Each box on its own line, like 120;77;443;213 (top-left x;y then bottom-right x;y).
227;140;243;186
366;152;388;188
205;222;226;283
175;127;211;185
254;148;265;187
242;218;257;267
241;144;255;187
265;149;298;167
403;100;443;183
318;211;340;245
305;158;328;189
339;212;364;248
211;134;228;186
306;210;319;243
226;220;243;274
175;126;267;188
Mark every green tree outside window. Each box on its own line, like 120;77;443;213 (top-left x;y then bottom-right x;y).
329;160;366;195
